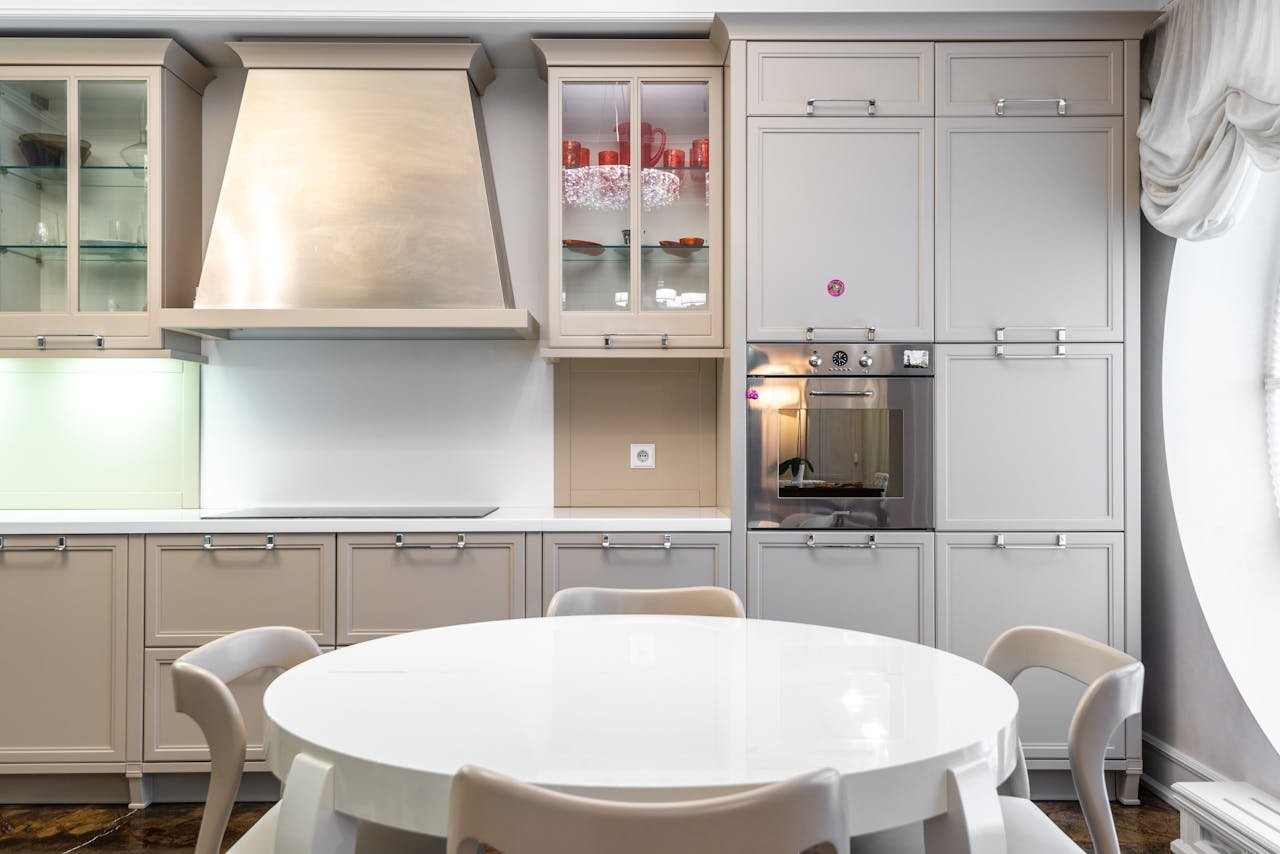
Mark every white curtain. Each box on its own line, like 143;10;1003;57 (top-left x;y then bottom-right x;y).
1139;0;1280;240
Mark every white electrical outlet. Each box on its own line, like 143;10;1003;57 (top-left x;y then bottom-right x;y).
630;443;656;469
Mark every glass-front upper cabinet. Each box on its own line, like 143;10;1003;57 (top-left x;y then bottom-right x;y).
0;42;210;352
540;43;723;352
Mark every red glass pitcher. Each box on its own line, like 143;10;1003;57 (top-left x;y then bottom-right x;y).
615;121;667;167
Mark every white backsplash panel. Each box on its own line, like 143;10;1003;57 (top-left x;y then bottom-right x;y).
200;339;554;509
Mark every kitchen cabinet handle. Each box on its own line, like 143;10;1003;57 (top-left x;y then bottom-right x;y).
995;344;1067;359
995;97;1067;116
806;97;877;116
395;533;466;550
601;534;672;550
806;533;877;550
36;333;104;350
806;325;876;342
995;327;1066;342
808;390;874;398
995;534;1067;550
203;534;276;551
603;332;669;349
0;535;67;552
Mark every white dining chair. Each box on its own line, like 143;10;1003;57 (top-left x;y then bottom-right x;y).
447;764;848;854
545;585;745;618
173;625;323;854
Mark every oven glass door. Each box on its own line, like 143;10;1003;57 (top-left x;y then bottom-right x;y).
748;376;932;529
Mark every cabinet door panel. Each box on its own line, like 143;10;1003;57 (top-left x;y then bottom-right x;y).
338;533;525;644
936;117;1123;342
936;41;1123;117
145;533;335;646
542;532;729;613
747;42;933;116
748;117;932;342
0;535;128;762
936;344;1123;530
936;532;1125;759
748;531;932;644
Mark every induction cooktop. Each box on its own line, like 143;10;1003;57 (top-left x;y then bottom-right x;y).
201;506;498;519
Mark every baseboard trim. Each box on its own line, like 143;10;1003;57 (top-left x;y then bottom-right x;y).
1143;732;1230;804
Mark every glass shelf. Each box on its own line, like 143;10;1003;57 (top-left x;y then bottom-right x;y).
562;244;710;262
0;165;147;189
0;244;147;262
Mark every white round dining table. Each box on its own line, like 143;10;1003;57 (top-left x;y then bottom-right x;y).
263;616;1020;853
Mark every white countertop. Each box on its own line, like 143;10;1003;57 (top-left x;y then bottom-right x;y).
0;506;730;535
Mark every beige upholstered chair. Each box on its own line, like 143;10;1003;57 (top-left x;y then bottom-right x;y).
447;764;848;854
173;625;322;854
982;625;1145;854
545;585;745;618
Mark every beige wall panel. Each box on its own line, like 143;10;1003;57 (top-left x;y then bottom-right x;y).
541;532;730;613
145;534;335;646
555;359;717;507
160;70;204;312
337;533;525;644
0;535;128;762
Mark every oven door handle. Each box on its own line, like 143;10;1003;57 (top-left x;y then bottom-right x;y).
807;390;874;398
807;533;877;549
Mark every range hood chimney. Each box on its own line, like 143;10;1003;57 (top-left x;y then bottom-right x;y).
197;40;515;314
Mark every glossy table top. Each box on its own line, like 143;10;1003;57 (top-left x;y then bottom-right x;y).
264;616;1019;836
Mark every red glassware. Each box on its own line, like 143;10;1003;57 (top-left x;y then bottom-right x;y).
690;137;710;168
598;150;620;166
562;140;582;168
663;149;686;168
615;121;667;167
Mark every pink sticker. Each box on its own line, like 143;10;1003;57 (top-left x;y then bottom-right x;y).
746;389;759;400
827;279;846;297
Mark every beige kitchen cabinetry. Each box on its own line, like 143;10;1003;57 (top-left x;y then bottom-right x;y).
541;531;730;613
935;343;1124;531
934;42;1124;343
536;40;725;354
0;39;209;357
0;535;129;763
144;533;336;646
747;531;933;644
936;532;1126;763
745;43;933;343
337;533;526;643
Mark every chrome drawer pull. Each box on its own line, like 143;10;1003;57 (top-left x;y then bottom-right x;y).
995;344;1067;359
995;327;1067;342
806;97;877;116
995;534;1067;550
806;325;876;342
995;97;1067;116
601;534;672;550
603;332;669;349
395;533;466;550
203;534;276;551
808;390;874;398
37;333;104;350
806;533;877;550
0;535;67;552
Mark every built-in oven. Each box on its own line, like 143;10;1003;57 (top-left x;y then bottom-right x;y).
747;343;933;529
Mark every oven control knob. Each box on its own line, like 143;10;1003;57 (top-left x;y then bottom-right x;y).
859;352;874;368
808;353;822;368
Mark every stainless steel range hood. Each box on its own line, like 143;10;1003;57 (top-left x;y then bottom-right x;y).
161;40;537;341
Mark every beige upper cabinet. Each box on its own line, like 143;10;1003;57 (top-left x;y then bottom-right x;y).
934;42;1124;343
747;42;933;117
0;39;209;354
538;40;724;353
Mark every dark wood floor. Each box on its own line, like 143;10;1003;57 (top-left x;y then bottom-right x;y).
0;790;1178;852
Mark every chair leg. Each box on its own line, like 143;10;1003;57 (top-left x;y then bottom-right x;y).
275;753;358;854
923;759;1007;854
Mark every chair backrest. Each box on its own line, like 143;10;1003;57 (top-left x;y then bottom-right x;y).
172;625;322;854
546;585;745;618
447;765;848;854
983;625;1144;854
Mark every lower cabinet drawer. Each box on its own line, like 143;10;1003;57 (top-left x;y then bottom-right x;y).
748;531;933;644
145;534;336;646
542;532;730;614
143;646;332;763
337;533;526;644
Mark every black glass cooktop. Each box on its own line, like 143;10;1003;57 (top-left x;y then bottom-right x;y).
201;506;498;519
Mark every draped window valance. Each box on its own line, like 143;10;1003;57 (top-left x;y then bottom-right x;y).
1139;0;1280;240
